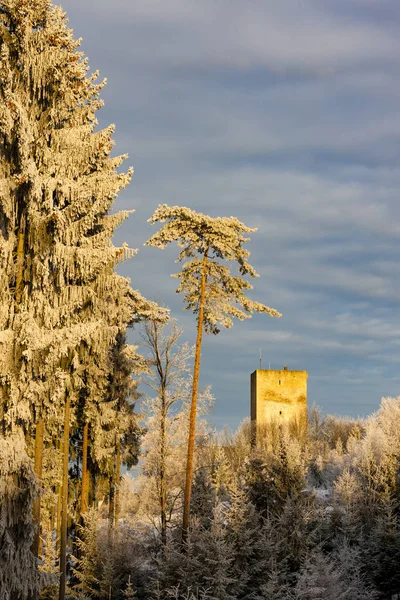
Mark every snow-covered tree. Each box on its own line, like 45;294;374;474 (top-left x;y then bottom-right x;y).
363;503;400;598
139;320;193;545
78;286;166;528
0;1;166;596
0;431;39;599
72;508;101;599
224;487;269;600
294;546;377;600
38;516;59;600
98;549;115;600
0;0;135;439
156;516;236;600
138;322;213;543
294;550;347;600
189;468;216;530
122;576;136;599
91;331;148;542
259;566;294;600
245;434;307;520
146;205;281;540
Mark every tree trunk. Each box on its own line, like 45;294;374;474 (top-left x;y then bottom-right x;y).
56;484;62;555
59;393;71;600
108;471;115;544
160;395;167;547
50;501;56;539
182;249;208;544
114;438;121;541
80;421;89;517
32;417;44;557
15;224;25;306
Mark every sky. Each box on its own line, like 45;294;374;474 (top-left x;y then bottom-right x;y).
61;0;400;430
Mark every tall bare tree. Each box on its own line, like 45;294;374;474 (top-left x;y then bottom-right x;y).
140;320;193;546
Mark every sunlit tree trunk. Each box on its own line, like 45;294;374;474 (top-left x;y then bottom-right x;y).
56;495;61;556
32;416;44;557
15;223;25;306
182;249;208;543
59;393;71;600
108;470;115;544
50;499;56;541
80;422;89;517
114;437;121;541
160;397;167;547
56;435;62;556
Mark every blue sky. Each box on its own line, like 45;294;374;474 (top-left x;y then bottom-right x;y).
62;0;400;429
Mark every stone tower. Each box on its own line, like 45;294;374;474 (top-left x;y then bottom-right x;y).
250;366;308;428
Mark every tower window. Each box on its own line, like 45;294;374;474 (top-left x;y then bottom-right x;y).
279;411;282;415
279;380;281;385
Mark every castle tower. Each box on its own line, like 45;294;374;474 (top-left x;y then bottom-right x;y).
250;366;308;428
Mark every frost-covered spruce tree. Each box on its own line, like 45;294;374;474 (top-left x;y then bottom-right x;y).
78;296;163;525
146;205;281;540
74;298;165;590
224;488;268;600
101;332;146;538
0;431;39;600
72;508;101;599
0;1;163;596
0;0;133;436
123;576;137;599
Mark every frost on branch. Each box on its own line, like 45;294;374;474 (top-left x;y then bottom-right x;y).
0;0;168;435
0;0;140;432
0;1;165;595
0;431;39;600
146;205;281;334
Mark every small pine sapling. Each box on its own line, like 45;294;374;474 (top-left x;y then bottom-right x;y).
123;576;137;599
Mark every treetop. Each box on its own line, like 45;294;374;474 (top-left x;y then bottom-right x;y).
146;204;261;275
146;204;282;333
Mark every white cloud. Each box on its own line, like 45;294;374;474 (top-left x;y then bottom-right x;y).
70;0;400;72
61;0;400;425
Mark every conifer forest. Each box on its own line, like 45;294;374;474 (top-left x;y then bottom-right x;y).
1;2;400;599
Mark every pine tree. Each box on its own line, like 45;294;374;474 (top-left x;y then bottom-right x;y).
77;285;166;527
363;503;400;598
99;550;115;600
158;518;236;600
334;541;378;600
190;468;216;530
211;445;234;501
0;0;134;436
72;508;101;599
0;431;39;599
200;520;236;600
294;550;346;600
146;205;281;541
293;546;378;600
0;2;165;596
259;566;294;600
224;488;267;600
123;576;136;599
